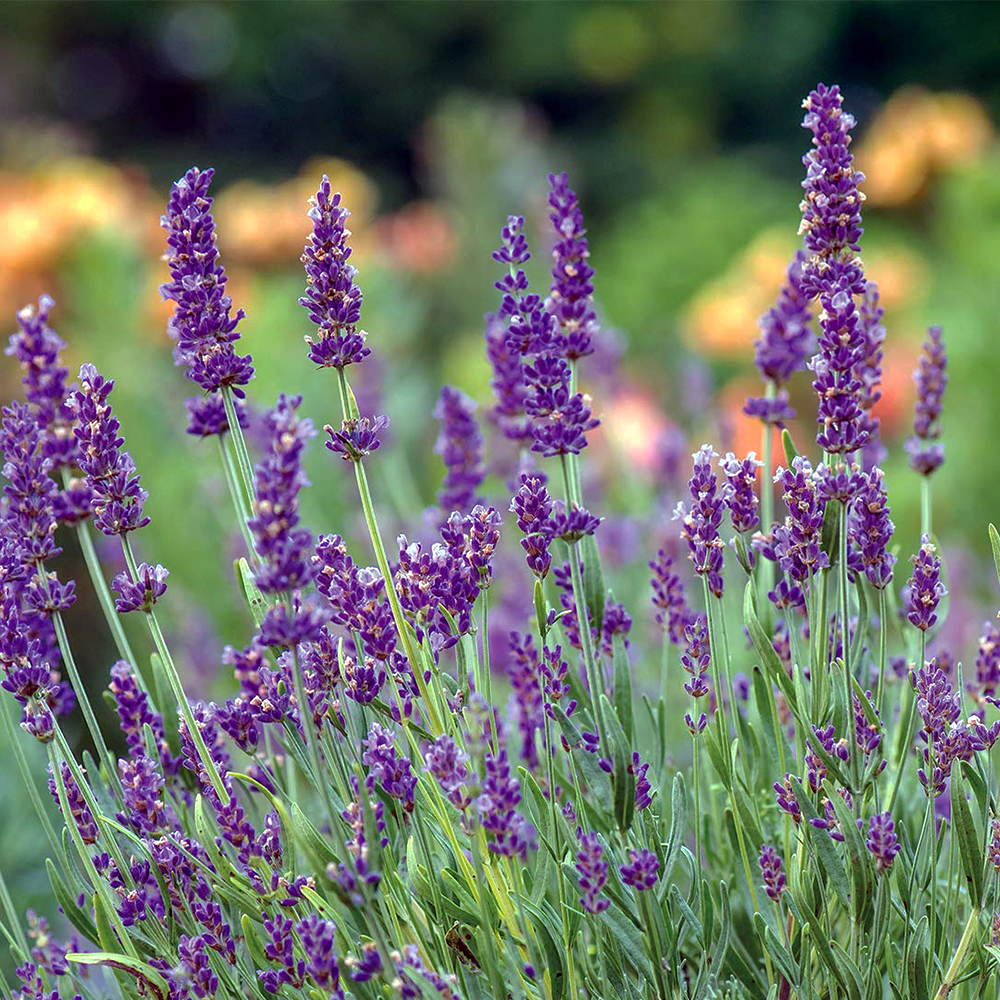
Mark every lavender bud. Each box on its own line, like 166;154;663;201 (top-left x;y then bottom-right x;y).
575;831;610;914
905;535;945;632
758;844;786;901
620;848;659;892
866;812;899;873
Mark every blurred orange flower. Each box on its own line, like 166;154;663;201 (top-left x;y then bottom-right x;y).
857;86;994;207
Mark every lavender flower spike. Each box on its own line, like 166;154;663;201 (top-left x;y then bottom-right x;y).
299;176;369;370
905;534;945;632
866;812;899;872
798;83;866;298
905;325;947;476
847;468;895;589
434;386;485;515
721;451;762;534
759;844;786;901
750;249;813;387
247;395;316;594
676;445;725;597
69;365;151;537
160;167;255;411
546;171;597;360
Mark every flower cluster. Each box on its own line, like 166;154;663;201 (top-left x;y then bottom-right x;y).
160;167;254;419
906;325;948;475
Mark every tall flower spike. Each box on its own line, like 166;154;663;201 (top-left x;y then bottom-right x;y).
856;282;886;463
905;535;945;632
493;212;599;458
676;445;725;597
299;176;369;370
546;171;597;360
160;167;255;418
721;451;762;535
847;467;895;589
649;548;692;646
866;812;899;872
69;365;151;537
798;83;866;298
248;395;317;594
905;325;947;476
433;386;485;516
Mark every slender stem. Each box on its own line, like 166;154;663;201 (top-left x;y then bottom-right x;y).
560;458;607;753
0;694;64;865
46;742;138;959
839;502;860;795
45;588;117;788
121;536;229;802
921;476;932;538
0;848;29;958
216;435;258;561
933;906;980;1000
480;592;499;752
876;587;888;717
66;472;138;669
887;630;926;814
758;382;776;629
221;386;256;508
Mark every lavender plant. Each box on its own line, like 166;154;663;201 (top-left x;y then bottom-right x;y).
1;84;999;1000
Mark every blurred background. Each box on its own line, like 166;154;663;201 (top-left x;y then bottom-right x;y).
3;0;1000;922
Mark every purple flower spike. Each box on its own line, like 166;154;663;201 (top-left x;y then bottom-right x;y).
546;171;597;361
575;831;610;914
721;451;762;534
160;167;254;401
510;473;554;578
772;457;829;585
759;844;786;901
905;535;945;632
848;468;895;589
866;812;899;872
681;614;711;702
798;83;866;298
493;211;600;458
69;365;151;536
7;295;85;483
905;325;947;476
296;913;343;995
676;445;726;598
649;549;692;646
299;176;369;370
434;386;485;516
112;563;169;613
751;250;814;386
248;395;316;594
184;394;248;438
620;848;659;892
325;414;389;462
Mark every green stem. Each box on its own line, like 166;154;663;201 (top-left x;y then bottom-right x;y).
46;590;116;788
221;386;256;508
121;537;229;803
839;502;860;795
758;382;776;630
0;854;28;957
887;631;926;814
921;476;932;539
560;457;607;754
216;434;258;562
0;695;65;866
480;592;499;751
933;906;980;1000
66;472;138;669
876;587;888;717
